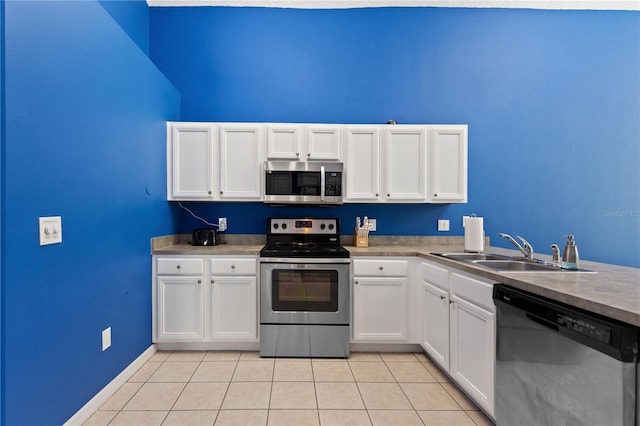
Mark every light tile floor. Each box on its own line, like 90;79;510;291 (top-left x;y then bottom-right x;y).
83;351;494;426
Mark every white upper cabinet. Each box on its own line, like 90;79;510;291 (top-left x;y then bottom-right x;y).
265;124;341;161
167;123;215;200
344;127;381;201
266;125;302;160
306;125;341;160
218;124;263;200
383;126;428;202
167;122;467;203
429;126;468;203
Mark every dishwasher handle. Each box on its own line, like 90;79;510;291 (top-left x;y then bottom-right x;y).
494;284;639;363
526;312;560;332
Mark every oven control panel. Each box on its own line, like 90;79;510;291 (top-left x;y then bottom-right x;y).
269;218;339;235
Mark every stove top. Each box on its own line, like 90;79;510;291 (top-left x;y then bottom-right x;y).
260;218;350;259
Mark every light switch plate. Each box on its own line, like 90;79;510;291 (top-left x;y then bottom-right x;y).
102;327;111;351
39;216;62;245
438;219;450;232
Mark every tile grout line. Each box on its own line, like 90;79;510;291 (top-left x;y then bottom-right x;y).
349;352;375;426
383;353;428;426
210;352;241;425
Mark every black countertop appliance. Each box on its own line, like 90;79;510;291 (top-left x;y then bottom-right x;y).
192;228;217;246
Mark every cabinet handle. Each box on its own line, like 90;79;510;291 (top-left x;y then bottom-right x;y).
211;280;215;284
378;266;384;271
387;193;390;197
440;295;445;300
449;300;454;305
231;265;236;269
176;265;181;270
296;152;300;157
208;190;212;195
220;191;223;194
376;193;379;197
197;280;202;284
355;280;359;285
307;153;310;157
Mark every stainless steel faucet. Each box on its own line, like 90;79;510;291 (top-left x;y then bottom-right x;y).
499;233;534;260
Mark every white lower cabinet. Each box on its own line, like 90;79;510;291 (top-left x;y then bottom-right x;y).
209;257;258;341
153;255;258;344
421;261;496;417
421;280;449;368
352;258;410;342
157;275;204;341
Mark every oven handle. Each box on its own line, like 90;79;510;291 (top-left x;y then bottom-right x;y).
260;257;351;264
320;166;326;202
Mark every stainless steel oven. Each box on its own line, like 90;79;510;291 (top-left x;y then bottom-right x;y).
259;218;350;358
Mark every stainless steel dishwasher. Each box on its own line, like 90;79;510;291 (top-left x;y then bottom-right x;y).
494;285;639;426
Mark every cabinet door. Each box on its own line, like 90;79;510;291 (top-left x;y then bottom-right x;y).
209;276;258;341
353;277;408;341
267;126;302;160
344;127;380;202
307;126;341;161
156;276;204;341
219;125;262;200
450;294;495;416
421;281;450;371
383;127;427;201
430;126;467;203
168;123;214;200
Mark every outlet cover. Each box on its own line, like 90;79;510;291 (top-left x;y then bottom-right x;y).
438;219;450;232
368;219;376;231
102;327;111;351
39;216;62;245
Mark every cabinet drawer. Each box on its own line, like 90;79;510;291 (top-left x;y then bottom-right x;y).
421;261;449;290
450;272;495;312
353;259;408;277
210;258;257;275
157;258;204;275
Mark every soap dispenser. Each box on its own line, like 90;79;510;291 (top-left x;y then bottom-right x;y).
561;235;579;270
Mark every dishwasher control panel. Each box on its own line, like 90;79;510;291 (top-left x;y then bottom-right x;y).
556;313;611;344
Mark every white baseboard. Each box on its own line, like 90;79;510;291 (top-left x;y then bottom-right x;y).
64;344;157;426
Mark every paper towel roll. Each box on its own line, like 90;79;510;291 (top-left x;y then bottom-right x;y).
464;216;484;252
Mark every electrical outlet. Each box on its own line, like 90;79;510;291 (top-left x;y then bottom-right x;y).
438;219;450;232
462;215;470;227
218;217;227;232
39;216;62;245
102;327;111;351
368;218;376;231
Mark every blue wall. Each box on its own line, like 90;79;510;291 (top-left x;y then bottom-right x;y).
99;0;150;55
150;7;640;267
0;1;5;423
3;1;179;424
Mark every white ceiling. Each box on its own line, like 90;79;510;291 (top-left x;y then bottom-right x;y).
145;0;640;10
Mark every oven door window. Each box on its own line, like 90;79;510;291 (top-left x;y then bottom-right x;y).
272;269;338;312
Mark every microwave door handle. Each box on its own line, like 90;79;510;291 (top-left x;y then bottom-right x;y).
320;166;326;202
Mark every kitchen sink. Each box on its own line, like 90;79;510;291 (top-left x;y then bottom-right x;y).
432;252;594;273
471;260;561;272
434;253;512;261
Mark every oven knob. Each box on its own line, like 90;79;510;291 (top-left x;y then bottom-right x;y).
273;223;279;229
282;223;287;230
328;224;334;230
320;224;326;230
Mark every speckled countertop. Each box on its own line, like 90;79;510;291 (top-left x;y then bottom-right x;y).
152;234;640;327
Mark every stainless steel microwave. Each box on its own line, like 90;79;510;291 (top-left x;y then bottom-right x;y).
264;161;343;205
